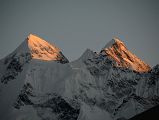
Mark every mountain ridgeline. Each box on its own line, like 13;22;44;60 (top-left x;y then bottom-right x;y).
0;34;158;120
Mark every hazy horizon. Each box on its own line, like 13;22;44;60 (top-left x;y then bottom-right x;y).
0;0;159;66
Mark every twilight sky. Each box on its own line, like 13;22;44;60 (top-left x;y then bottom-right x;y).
0;0;159;66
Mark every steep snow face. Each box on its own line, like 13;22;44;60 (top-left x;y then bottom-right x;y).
78;103;113;120
78;49;97;61
27;34;69;63
0;34;68;84
13;60;80;120
101;37;151;72
135;65;159;98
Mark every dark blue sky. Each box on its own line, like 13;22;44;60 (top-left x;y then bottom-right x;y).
0;0;159;66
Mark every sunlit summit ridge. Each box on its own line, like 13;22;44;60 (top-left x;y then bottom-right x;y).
101;37;151;72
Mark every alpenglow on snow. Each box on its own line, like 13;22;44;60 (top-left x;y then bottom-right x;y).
0;34;159;120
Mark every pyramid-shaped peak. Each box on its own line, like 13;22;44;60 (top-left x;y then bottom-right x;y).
101;37;151;72
25;34;69;63
27;34;60;51
79;48;97;61
103;37;126;50
113;37;123;43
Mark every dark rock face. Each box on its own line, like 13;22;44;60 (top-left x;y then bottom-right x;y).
14;83;80;120
57;52;69;64
1;53;31;84
36;95;80;120
14;83;34;109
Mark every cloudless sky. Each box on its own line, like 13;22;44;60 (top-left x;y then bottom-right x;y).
0;0;159;66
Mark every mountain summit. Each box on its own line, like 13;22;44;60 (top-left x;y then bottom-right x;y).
101;37;151;72
27;34;69;62
0;34;68;84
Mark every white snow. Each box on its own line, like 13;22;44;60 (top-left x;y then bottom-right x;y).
78;103;113;120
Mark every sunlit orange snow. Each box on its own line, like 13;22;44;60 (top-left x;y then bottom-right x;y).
27;34;61;61
101;37;151;72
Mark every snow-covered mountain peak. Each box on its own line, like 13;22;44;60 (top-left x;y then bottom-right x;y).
27;34;68;62
27;34;60;51
103;37;125;49
101;37;151;72
79;49;97;61
0;34;69;84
